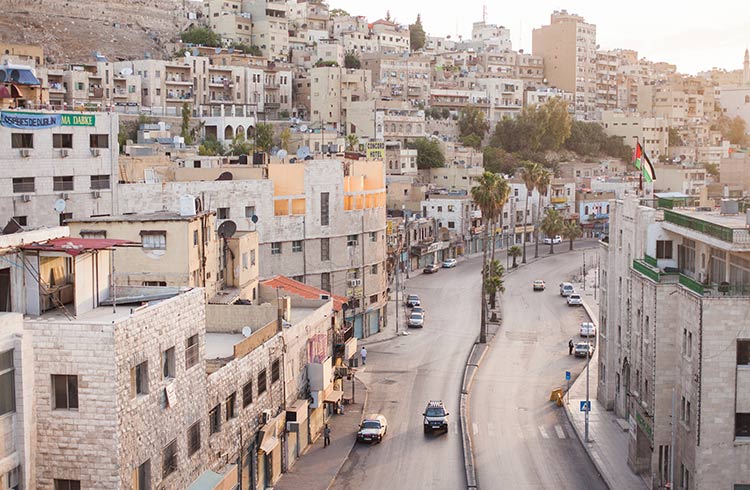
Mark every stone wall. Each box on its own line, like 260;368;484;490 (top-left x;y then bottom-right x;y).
205;303;277;333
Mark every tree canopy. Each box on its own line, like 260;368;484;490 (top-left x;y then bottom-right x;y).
330;8;349;16
180;27;221;47
458;105;489;149
198;137;225;156
409;14;426;51
255;123;274;152
407;137;445;168
718;115;748;146
344;51;361;69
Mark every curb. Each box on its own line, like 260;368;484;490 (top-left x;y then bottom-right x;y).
326;376;369;490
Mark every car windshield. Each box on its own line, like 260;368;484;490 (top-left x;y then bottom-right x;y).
362;421;381;429
571;295;580;299
576;343;589;349
410;313;422;320
408;295;418;301
425;407;445;417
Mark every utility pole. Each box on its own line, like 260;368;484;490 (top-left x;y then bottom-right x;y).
395;241;400;335
670;388;675;488
582;250;586;291
585;345;591;442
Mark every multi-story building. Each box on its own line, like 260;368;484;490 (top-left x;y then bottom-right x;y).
601;195;750;489
0;109;118;228
310;66;372;131
576;190;614;237
525;86;574;109
532;10;597;120
421;194;477;247
596;50;620;112
475;77;524;121
600;111;669;161
370;19;410;54
362;53;431;105
652;165;707;197
347;99;425;144
461;21;512;53
385;141;418;176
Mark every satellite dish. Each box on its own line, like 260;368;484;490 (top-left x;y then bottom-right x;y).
54;199;66;213
251;215;259;224
120;67;133;76
215;47;222;54
228;47;235;54
242;326;252;337
218;220;237;239
277;149;288;160
296;146;311;159
192;47;199;56
216;171;234;181
299;124;308;132
184;51;191;58
270;146;279;156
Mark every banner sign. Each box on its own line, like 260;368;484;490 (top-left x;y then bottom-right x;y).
1;112;96;129
366;141;385;160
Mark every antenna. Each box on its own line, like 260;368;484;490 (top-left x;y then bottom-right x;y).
483;4;487;23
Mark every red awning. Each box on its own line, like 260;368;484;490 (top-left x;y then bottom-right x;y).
21;238;135;256
0;85;11;98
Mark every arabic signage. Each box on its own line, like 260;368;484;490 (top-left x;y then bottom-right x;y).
366;141;385;160
1;111;96;129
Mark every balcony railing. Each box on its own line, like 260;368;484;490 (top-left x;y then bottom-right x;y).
663;209;735;243
632;260;660;283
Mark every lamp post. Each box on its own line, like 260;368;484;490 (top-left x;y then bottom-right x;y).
585;344;591;442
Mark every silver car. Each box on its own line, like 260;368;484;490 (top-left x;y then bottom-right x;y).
408;311;424;328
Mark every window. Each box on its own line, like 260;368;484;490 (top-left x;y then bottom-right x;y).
321;238;330;261
250;249;256;266
0;350;15;416
226;392;237;420
320;192;330;225
656;240;673;259
245;205;256;218
89;134;109;148
370;231;377;242
193;230;199;246
141;231;166;250
685;400;691;426
162;347;175;379
52;374;78;410
370;294;378;304
54;480;81;490
218;207;229;219
271;242;283;255
132;361;149;396
12;177;34;193
371;264;378;275
321;272;330;292
90;174;110;190
53;176;74;191
53;133;73;148
12;216;27;226
162;439;178;478
738;340;750;365
243;380;253;407
347;234;358;246
134;460;150;490
185;421;201;457
11;133;33;149
185;334;199;369
258;369;267;395
143;281;166;287
687;331;692;357
242;252;249;270
271;359;280;383
209;404;221;434
448;221;455;229
292;240;303;252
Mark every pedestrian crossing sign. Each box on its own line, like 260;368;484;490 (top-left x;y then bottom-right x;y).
580;401;591;412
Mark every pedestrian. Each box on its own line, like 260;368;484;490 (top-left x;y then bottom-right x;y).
360;346;367;366
324;424;331;447
568;339;574;355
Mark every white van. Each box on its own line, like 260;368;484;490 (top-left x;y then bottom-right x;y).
559;282;575;297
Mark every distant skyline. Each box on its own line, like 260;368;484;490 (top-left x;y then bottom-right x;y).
328;0;750;75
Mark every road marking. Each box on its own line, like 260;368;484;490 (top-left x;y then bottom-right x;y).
555;424;566;439
538;426;550;439
565;426;575;439
454;424;459;435
472;423;479;436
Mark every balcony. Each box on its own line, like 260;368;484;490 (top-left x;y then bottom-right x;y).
663;209;750;245
551;197;567;204
165;76;192;85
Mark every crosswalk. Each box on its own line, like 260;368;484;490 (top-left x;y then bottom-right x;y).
466;422;575;440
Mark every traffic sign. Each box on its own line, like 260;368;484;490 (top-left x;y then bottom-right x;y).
580;401;591;412
565;371;571;381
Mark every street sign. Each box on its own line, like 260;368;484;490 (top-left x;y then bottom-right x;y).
565;371;571;381
580;401;591;412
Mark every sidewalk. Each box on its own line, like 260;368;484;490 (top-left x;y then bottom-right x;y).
563;266;648;490
274;378;366;490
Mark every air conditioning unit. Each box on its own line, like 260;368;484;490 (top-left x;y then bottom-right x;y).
260;409;272;424
286;421;300;433
92;190;102;199
60;192;70;200
90;148;101;157
348;278;362;287
21;194;31;202
59;149;69;158
19;149;30;157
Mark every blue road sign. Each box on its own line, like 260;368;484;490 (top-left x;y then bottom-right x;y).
565;371;571;381
580;401;591;412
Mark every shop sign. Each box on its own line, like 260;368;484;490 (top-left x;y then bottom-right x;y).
1;111;95;129
366;141;385;160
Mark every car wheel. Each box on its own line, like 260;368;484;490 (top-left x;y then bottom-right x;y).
424;426;429;434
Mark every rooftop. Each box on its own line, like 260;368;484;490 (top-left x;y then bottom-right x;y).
205;333;244;359
69;211;213;223
262;275;347;311
20;237;134;256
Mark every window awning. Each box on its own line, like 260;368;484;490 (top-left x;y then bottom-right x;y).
324;389;344;404
259;434;279;454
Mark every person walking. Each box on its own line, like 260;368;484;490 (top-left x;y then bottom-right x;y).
324;424;331;447
360;346;367;366
568;339;574;355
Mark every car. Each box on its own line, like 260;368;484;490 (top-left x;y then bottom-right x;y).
574;342;595;358
567;293;583;306
423;400;449;433
423;263;440;274
580;322;596;337
543;235;562;245
442;258;458;268
357;414;388;443
559;282;575;297
533;280;546;291
406;294;421;308
412;306;425;318
408;311;424;328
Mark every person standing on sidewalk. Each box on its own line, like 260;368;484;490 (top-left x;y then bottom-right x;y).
324;424;331;447
568;339;574;355
360;346;367;365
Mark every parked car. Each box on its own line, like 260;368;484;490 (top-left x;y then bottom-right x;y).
574;342;595;358
423;400;449;433
357;414;388;443
408;311;424;328
559;282;575;297
533;280;546;291
543;235;562;244
423;263;440;274
580;322;596;337
442;258;458;268
567;293;583;306
406;294;421;308
412;306;425;319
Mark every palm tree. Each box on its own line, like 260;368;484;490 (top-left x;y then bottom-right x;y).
490;177;511;267
485;259;505;310
346;133;359;152
471;172;502;344
508;245;521;268
519;161;541;264
540;208;565;254
561;220;582;251
534;169;552;259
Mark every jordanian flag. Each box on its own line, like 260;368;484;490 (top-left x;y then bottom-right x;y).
633;142;656;183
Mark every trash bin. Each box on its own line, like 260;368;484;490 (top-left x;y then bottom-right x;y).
351;357;359;368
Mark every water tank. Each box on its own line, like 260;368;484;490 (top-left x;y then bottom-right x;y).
179;195;197;216
720;199;739;215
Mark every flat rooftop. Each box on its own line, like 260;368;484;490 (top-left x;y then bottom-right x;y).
672;209;748;230
205;333;244;359
289;306;319;325
69;211;213;223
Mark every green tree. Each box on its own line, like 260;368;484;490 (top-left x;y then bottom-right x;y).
535;97;571;151
483;147;518;175
247;45;263;57
407;138;445;168
508;245;522;268
344;50;361;69
280;127;291;151
228;134;252;156
458;105;489;146
519;161;542;263
255;123;274;152
561;220;582;251
330;8;349;16
279;109;290;119
409;14;426;51
668;127;684;147
346;133;360;151
198;137;225;156
180;27;221;47
540;208;565;254
461;134;482;150
181;102;193;145
484;259;505;310
441;108;451;120
703;162;719;178
314;60;339;67
727;116;748;145
534;169;552;259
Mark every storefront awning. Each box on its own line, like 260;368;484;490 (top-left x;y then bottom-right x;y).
259;434;279;454
324;389;344;404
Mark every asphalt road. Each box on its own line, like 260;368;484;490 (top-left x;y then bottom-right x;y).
472;249;607;490
331;255;483;490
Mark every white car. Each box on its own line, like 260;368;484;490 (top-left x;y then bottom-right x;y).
574;342;594;358
559;283;575;297
543;235;562;244
567;293;583;306
357;413;388;443
408;311;424;328
442;258;457;268
580;322;596;337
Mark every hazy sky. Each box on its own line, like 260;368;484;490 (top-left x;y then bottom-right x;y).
328;0;750;74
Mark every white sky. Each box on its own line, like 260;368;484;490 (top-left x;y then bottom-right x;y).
327;0;750;74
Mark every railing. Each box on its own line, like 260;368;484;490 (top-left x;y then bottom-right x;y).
679;274;704;295
632;260;660;283
663;209;734;243
644;254;657;267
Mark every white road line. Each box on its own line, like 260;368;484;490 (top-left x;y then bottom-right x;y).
538;426;550;439
453;423;459;435
472;422;479;436
555;424;566;439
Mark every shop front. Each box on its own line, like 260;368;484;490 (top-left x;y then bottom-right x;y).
257;411;285;490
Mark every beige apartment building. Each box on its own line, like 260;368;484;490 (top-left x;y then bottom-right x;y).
596;50;619;112
310;66;372;130
361;53;431;105
532;10;597;120
600;111;669;160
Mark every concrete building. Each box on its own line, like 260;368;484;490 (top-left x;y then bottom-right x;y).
600;111;669;161
719;85;750;128
466;21;512;52
532;10;597;120
347;99;425;144
720;152;750;190
576;190;614;237
310;66;372;131
421;195;477;251
361;53;431;106
385;141;418;176
596;50;620;112
600;195;750;488
652;165;707;197
0;110;119;229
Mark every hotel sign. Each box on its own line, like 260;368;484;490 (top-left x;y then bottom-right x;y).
1;111;96;129
366;141;385;160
